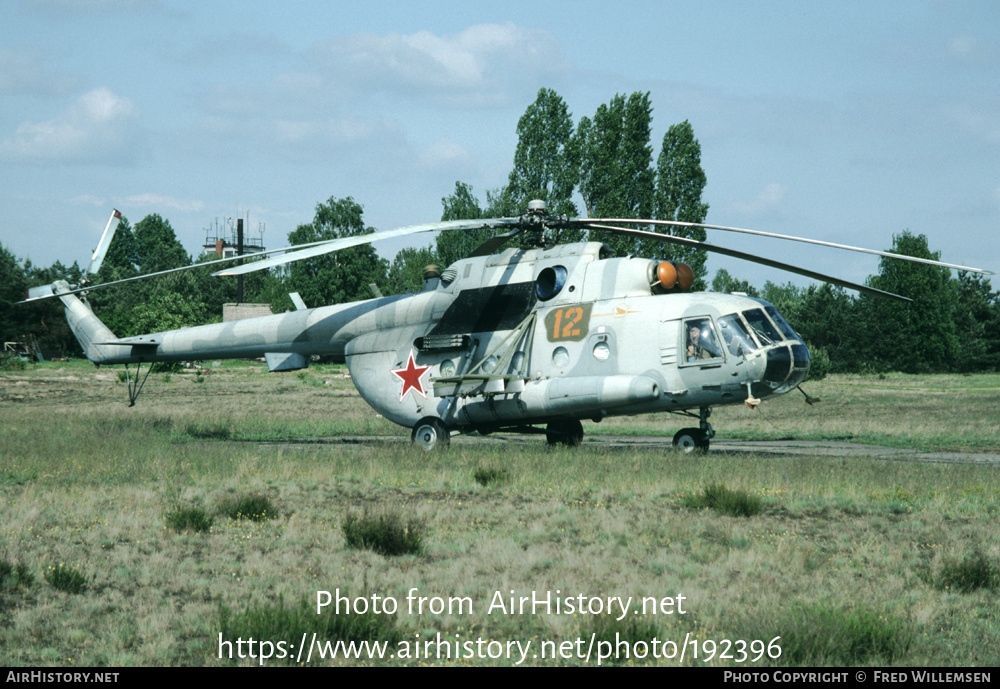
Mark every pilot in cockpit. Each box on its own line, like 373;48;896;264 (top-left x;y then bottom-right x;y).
687;322;721;361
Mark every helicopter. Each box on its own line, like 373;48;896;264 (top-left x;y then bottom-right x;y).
23;202;993;452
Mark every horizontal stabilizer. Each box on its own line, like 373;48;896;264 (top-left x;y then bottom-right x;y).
25;284;57;301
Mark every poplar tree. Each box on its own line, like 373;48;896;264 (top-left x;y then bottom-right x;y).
577;92;655;256
652;120;710;286
505;88;579;219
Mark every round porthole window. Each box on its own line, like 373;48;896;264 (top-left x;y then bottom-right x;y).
592;341;611;361
440;359;455;376
482;355;499;373
536;266;567;301
552;346;570;367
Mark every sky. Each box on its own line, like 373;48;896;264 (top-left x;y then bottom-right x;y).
1;0;997;292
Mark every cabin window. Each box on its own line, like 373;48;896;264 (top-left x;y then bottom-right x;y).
552;346;570;367
592;341;611;361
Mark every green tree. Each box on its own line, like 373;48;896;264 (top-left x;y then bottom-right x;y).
97;215;139;279
87;214;188;336
286;196;388;306
119;290;207;338
652;120;710;286
18;258;85;355
952;272;1000;371
0;243;28;342
577;92;655;256
133;214;189;274
711;268;759;297
384;246;439;296
862;231;959;373
791;284;858;373
436;181;487;268
505;88;579;223
761;281;804;325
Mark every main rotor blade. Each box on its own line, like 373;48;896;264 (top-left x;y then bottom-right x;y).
581;218;994;276
18;236;341;303
583;223;913;303
21;217;521;303
213;218;521;277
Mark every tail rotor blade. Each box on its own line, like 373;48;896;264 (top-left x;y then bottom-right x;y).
85;209;123;278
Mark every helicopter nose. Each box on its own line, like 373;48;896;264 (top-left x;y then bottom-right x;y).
754;342;810;397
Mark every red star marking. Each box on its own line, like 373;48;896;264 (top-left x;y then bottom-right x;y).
390;350;431;402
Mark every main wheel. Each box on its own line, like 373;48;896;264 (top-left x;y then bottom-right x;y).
546;419;584;447
411;417;450;452
673;427;709;454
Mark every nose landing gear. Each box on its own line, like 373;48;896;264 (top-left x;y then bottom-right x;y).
672;407;714;454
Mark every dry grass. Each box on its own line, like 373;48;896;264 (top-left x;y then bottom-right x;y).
1;362;998;666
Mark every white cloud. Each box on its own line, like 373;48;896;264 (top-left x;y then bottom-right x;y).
0;87;143;164
310;23;568;107
947;35;979;59
69;194;106;206
733;183;788;216
943;100;1000;144
272;116;388;147
416;138;475;171
126;193;204;213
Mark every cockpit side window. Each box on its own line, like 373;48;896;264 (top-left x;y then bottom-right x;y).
742;309;783;346
682;317;724;363
718;314;758;356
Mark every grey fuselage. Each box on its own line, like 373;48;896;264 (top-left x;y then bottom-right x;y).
60;241;810;432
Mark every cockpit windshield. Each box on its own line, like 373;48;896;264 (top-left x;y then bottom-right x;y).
765;305;801;341
718;314;758;356
742;309;783;346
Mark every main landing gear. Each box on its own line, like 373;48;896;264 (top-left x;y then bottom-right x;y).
545;419;584;447
672;407;714;454
412;408;715;453
411;417;450;452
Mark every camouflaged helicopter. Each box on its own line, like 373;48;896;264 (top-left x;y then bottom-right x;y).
24;202;993;452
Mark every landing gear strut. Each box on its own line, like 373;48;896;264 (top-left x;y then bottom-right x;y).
411;417;450;452
672;407;714;454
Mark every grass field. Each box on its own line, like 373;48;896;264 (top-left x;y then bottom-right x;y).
1;361;999;666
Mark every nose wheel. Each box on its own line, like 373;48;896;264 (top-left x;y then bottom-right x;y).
673;407;713;454
411;417;450;452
